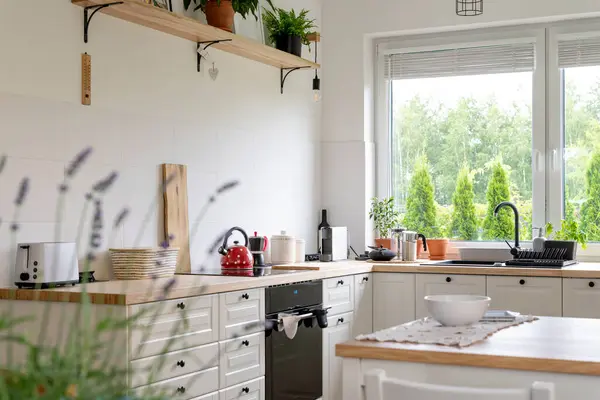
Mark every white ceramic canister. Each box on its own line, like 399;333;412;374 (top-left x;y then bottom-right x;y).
295;239;306;263
270;231;296;264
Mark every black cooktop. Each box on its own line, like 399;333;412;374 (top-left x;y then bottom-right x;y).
177;266;299;278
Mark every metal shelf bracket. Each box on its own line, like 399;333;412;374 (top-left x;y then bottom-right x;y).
197;40;232;72
280;67;310;94
83;2;124;43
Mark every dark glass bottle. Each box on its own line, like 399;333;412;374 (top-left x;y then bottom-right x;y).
317;209;330;253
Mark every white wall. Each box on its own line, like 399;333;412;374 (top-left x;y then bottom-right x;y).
0;0;321;286
321;0;600;249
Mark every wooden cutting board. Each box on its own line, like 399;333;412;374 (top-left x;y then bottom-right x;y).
162;164;190;273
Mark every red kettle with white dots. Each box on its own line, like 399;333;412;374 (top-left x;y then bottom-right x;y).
218;227;254;269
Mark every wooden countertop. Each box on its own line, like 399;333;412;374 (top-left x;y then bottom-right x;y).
3;260;600;305
0;262;372;305
336;317;600;376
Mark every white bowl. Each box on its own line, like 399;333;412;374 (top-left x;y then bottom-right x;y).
425;295;491;326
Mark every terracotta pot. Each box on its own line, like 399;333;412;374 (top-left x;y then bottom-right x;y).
204;0;234;32
428;239;449;260
417;239;424;259
374;238;397;252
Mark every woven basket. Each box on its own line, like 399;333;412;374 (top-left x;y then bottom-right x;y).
109;248;179;280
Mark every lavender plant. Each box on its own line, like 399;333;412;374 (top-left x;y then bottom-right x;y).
0;148;249;399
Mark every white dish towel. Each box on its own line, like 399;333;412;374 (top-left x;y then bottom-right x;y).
356;315;538;348
279;313;303;339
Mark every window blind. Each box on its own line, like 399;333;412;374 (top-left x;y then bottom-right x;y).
384;42;536;80
558;36;600;68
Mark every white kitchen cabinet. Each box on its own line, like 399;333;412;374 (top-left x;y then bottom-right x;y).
373;273;416;330
219;377;264;400
219;289;265;340
563;278;600;318
323;275;354;316
134;367;219;399
323;311;353;400
487;276;562;317
353;273;373;336
415;274;486;319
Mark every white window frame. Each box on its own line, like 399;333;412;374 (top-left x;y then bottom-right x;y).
548;20;600;259
375;26;547;246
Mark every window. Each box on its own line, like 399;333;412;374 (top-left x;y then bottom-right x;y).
556;33;600;241
381;36;541;241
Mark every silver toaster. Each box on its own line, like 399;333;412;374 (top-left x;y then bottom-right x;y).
15;242;79;289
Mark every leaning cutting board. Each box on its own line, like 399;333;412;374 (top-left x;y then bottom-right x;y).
162;164;190;273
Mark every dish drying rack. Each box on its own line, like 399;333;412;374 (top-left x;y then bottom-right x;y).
505;243;578;268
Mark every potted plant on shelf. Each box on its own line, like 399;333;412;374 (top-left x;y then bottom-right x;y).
262;4;317;57
369;197;400;252
427;237;450;260
183;0;261;32
545;219;588;260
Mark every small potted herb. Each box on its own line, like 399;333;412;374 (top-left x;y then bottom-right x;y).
545;219;588;260
262;4;316;56
184;0;260;32
369;197;400;252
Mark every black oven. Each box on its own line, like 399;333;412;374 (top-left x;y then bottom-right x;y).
265;280;328;400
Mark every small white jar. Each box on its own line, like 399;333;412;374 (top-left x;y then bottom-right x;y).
295;239;306;263
270;231;296;264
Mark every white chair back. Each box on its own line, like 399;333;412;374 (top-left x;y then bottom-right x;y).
364;369;555;400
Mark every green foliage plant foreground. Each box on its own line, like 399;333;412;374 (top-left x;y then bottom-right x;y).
369;197;400;238
0;149;248;399
546;220;588;249
183;0;261;19
262;4;317;47
404;158;439;238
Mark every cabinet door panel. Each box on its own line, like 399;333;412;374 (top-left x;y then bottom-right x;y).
323;312;353;400
373;273;416;331
487;276;562;317
323;276;354;316
564;278;600;318
415;274;486;319
353;273;373;336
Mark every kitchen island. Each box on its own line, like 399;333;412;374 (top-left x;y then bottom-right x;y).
337;317;600;400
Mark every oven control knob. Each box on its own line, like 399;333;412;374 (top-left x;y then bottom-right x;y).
19;273;30;281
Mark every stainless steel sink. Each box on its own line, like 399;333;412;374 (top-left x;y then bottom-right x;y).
424;260;506;267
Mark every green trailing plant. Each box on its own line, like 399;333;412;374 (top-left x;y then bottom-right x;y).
183;0;261;19
451;166;478;240
546;220;588;249
0;148;244;399
482;161;514;240
262;4;317;47
369;197;400;238
404;158;439;238
580;151;600;241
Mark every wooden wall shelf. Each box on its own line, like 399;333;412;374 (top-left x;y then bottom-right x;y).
72;0;320;70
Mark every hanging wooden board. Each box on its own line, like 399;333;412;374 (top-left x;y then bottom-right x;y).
162;164;190;273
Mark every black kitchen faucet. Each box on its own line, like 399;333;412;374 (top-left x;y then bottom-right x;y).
494;201;520;256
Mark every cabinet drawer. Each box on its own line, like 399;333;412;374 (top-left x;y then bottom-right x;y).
219;377;265;400
323;276;354;316
327;311;354;328
487;276;562;317
130;295;218;360
219;332;265;389
564;278;600;318
130;342;219;388
219;290;265;340
135;367;219;400
416;274;486;319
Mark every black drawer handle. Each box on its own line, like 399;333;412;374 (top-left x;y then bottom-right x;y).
241;293;250;300
362;276;369;282
176;386;186;394
590;282;596;288
242;387;250;394
338;280;344;285
445;277;452;283
176;302;185;310
519;279;525;285
176;360;185;367
338;317;344;324
242;340;250;347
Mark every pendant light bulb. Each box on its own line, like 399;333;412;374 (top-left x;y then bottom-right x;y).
312;73;321;102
